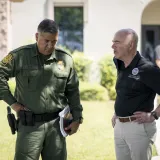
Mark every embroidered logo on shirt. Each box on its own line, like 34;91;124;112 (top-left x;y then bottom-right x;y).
128;74;140;80
132;68;139;75
1;53;13;65
57;61;65;71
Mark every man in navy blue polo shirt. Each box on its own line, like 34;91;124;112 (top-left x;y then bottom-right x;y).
111;28;160;160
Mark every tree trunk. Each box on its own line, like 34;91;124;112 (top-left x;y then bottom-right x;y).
0;0;8;60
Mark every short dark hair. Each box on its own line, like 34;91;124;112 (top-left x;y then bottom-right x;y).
37;19;58;34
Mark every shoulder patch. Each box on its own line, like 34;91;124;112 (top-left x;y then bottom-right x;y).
1;53;13;65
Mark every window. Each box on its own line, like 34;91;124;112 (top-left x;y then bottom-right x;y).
54;7;83;52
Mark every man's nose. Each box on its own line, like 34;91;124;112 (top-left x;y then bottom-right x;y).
47;42;54;49
111;43;115;49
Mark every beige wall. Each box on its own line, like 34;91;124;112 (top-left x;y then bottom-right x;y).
11;0;46;49
142;0;160;25
84;0;146;59
11;0;156;58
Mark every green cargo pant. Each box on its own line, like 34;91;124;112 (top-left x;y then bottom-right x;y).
14;118;66;160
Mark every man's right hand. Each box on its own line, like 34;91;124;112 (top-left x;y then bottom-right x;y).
11;102;25;113
111;114;117;128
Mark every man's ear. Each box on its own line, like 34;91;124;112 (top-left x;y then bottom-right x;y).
35;33;39;42
129;41;134;51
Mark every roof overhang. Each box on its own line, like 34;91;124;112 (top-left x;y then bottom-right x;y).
10;0;24;2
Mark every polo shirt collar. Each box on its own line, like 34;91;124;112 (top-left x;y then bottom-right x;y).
127;51;141;68
114;51;141;70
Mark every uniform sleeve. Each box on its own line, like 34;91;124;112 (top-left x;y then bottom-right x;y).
65;60;83;121
140;65;160;95
0;53;17;105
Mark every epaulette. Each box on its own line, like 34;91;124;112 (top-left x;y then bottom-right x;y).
11;44;34;53
55;47;72;58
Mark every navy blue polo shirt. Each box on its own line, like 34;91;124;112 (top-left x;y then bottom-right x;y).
114;52;160;117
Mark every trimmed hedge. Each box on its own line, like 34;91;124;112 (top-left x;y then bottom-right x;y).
79;81;109;101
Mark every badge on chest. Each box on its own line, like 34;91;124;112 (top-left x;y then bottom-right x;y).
128;68;140;80
57;61;65;71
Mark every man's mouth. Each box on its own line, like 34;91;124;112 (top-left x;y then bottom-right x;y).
45;49;53;52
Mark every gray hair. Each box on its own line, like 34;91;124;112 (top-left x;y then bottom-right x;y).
118;28;138;48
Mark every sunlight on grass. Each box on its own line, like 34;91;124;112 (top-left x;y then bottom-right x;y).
67;101;115;160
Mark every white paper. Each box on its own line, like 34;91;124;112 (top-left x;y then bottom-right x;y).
59;105;73;137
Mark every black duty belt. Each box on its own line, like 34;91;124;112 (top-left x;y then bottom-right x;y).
34;112;59;122
19;110;60;126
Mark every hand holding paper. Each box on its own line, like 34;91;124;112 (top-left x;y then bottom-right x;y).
59;106;73;137
64;121;80;135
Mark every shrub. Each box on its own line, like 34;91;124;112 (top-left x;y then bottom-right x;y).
99;54;117;100
72;52;92;82
79;81;109;101
109;86;116;100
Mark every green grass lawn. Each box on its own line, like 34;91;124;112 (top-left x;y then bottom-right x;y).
67;101;115;160
0;100;157;160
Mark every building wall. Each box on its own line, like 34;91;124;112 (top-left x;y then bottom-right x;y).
11;0;46;49
142;0;160;25
84;0;150;59
11;0;154;58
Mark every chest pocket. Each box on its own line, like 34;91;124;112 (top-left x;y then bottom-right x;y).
54;71;68;92
22;69;42;91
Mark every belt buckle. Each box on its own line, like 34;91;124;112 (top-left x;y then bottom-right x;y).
128;116;131;122
119;116;132;123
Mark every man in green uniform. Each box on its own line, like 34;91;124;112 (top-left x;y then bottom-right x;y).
0;19;83;160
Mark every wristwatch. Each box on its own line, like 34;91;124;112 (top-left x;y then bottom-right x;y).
151;111;159;120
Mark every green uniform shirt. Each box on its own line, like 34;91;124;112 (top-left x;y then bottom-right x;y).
0;43;82;120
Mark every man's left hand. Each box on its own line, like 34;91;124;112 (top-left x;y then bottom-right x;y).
65;121;80;135
133;111;155;123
